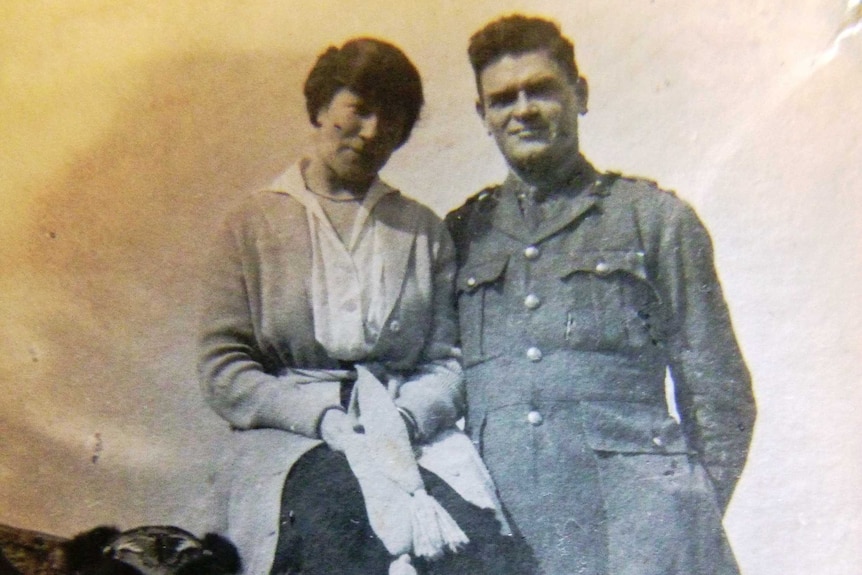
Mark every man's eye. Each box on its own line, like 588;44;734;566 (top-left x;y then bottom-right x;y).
526;81;558;99
488;92;516;108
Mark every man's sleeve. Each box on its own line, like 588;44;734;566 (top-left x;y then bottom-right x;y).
658;199;756;512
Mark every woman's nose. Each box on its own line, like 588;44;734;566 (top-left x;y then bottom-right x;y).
358;114;379;140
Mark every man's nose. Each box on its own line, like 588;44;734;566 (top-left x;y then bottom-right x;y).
512;91;537;118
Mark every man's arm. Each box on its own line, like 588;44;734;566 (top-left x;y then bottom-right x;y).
658;199;756;512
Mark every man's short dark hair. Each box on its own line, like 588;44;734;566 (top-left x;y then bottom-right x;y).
303;38;424;146
468;15;578;87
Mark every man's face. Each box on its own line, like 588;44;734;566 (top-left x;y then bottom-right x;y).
313;88;407;185
477;49;587;175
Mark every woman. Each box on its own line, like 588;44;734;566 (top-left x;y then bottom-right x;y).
198;39;523;575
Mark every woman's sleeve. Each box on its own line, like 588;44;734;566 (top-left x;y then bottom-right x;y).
197;205;342;438
394;219;466;441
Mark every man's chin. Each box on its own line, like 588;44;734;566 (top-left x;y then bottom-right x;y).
504;138;551;157
505;147;553;173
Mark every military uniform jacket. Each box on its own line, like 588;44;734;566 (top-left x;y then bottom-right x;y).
446;163;756;574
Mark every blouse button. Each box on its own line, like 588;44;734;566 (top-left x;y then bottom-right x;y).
595;261;611;274
389;320;401;333
524;245;540;260
466;277;477;288
527;411;544;426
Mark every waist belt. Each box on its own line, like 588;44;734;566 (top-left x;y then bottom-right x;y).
464;350;667;409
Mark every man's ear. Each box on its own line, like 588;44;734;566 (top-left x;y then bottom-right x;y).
575;76;589;115
476;99;494;136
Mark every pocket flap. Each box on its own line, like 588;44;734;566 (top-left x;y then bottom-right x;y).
457;254;509;293
559;250;647;280
580;401;688;454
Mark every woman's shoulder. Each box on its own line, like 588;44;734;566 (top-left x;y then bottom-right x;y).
377;184;444;228
221;189;306;230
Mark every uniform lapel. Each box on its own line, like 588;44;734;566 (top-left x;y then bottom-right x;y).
530;191;599;244
491;169;602;245
490;181;533;243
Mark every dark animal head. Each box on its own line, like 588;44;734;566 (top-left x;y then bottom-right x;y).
63;526;241;575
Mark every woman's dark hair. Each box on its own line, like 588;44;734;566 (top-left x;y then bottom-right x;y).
468;15;578;90
303;38;424;146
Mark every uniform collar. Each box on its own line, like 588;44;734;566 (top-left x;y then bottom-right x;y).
493;158;608;244
505;156;602;202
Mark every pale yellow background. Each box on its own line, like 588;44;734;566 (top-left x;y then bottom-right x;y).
1;1;860;574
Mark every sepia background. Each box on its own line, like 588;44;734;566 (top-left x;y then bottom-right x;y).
1;1;859;573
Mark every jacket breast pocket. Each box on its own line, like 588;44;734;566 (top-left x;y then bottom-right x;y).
455;254;509;366
558;250;662;352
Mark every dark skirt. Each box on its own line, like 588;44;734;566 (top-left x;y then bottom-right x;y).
268;446;535;575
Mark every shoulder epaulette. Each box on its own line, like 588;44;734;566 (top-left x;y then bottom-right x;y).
603;171;623;185
467;184;501;206
448;184;500;220
446;185;500;255
615;174;677;197
592;171;621;195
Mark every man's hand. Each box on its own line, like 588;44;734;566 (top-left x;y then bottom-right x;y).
319;408;354;453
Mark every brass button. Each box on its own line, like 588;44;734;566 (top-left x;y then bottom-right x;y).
466;277;477;287
524;245;540;260
527;411;544;426
526;347;543;362
595;261;611;274
524;294;541;310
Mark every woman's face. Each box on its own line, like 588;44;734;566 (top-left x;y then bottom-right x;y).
313;88;408;186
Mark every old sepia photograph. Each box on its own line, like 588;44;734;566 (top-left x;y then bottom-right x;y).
1;2;860;574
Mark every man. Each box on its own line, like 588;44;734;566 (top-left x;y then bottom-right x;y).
446;15;756;575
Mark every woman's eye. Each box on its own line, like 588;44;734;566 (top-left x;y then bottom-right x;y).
353;103;373;117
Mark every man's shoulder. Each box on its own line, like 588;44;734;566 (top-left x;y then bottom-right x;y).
604;172;677;201
446;185;502;218
444;184;502;233
601;171;694;217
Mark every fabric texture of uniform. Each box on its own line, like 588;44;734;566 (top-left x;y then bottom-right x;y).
445;160;756;575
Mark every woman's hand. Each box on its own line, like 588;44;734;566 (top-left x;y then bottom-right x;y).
319;408;354;453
